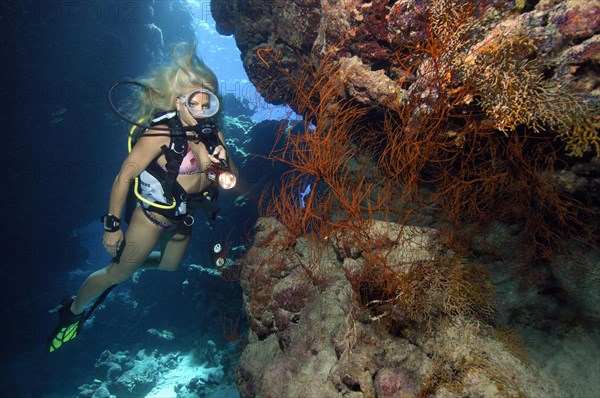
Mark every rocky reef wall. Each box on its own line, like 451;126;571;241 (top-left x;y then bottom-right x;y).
210;1;600;397
235;217;582;397
211;0;598;117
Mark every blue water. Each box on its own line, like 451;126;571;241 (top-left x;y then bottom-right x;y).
0;1;279;396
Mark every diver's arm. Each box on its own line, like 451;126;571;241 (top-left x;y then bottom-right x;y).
102;129;165;254
189;127;238;176
214;129;239;177
106;169;134;221
107;130;164;218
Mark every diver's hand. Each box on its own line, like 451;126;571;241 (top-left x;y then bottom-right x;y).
209;145;227;164
103;230;124;257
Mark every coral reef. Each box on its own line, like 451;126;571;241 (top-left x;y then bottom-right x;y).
68;263;245;398
212;0;599;156
237;217;570;397
211;0;600;396
76;348;234;398
148;328;175;341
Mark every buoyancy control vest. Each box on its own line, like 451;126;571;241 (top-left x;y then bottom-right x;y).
129;111;220;220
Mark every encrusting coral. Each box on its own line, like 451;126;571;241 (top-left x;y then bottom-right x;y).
242;0;599;349
236;218;566;397
362;0;598;261
235;0;599;396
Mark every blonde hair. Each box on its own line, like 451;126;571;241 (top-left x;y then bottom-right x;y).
133;42;218;121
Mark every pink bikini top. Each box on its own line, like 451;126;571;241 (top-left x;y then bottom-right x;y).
163;146;201;175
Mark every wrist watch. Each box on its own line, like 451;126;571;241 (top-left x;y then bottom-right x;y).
101;214;121;232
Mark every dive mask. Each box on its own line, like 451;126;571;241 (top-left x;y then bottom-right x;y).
178;88;220;119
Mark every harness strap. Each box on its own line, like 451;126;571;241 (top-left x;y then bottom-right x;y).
158;116;188;205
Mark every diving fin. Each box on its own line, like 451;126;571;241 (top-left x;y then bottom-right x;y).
46;297;85;353
46;286;116;353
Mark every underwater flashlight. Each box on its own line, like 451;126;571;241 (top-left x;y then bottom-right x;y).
217;171;237;190
206;160;237;190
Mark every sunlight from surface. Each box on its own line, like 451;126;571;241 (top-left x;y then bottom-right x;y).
185;0;295;121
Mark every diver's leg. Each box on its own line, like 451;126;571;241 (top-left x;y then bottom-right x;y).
138;225;190;270
140;251;162;269
70;207;163;314
155;225;192;271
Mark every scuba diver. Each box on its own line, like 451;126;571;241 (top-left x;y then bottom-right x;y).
46;42;238;353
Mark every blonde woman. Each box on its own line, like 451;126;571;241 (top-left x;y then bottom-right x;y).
47;43;237;352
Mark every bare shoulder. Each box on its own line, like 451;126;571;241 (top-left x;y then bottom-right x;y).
137;124;171;147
